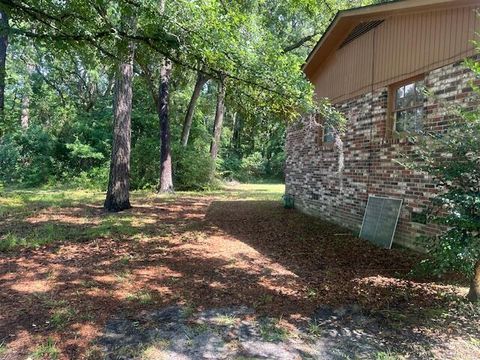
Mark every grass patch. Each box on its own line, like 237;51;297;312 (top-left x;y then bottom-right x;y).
84;345;105;360
0;341;6;356
31;338;60;359
0;223;79;252
186;323;211;338
49;306;77;329
0;183;285;252
115;270;132;282
374;350;402;360
254;293;273;308
141;339;171;359
181;304;196;319
259;318;290;342
125;290;154;305
84;215;141;240
306;320;323;337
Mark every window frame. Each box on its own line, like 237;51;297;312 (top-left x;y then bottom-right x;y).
387;74;425;138
322;125;335;145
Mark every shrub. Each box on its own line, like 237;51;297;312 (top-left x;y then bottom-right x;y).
401;57;480;301
68;165;109;190
239;152;265;180
0;135;20;185
173;142;217;191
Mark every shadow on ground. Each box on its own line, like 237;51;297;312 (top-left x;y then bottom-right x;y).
0;192;478;359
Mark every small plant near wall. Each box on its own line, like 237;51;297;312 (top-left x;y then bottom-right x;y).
400;51;480;301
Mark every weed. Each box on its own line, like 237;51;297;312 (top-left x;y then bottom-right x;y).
49;306;77;329
214;314;237;326
31;338;60;359
84;345;105;360
182;304;195;319
125;290;154;305
0;341;6;356
115;270;131;282
186;323;211;338
254;293;273;307
469;336;480;348
306;320;323;337
375;350;401;360
81;279;99;288
306;288;317;299
259;318;290;342
118;255;131;266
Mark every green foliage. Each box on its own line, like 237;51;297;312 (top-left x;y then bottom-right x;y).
316;98;347;134
66;138;104;161
31;338;60;360
238;152;265;180
0;135;20;184
130;135;159;190
0;126;55;186
259;318;290;342
401;58;480;279
173;142;217;190
68;166;109;190
0;0;372;190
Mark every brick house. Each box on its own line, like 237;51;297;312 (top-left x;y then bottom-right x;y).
285;0;480;249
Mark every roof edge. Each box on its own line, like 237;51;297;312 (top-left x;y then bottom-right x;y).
303;0;476;78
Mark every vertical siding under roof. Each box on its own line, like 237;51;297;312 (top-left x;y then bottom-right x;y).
312;5;479;103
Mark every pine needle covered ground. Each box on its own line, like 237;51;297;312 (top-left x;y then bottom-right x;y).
0;184;478;359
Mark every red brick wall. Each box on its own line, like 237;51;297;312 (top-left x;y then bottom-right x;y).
286;59;478;250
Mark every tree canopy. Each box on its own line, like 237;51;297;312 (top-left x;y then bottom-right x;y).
0;0;385;191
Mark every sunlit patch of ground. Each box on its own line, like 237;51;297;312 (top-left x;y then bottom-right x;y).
0;183;479;359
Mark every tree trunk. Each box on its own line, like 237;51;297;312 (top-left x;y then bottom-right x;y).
231;112;241;150
20;94;29;130
20;64;33;130
181;71;208;147
467;259;480;302
210;76;226;160
157;58;174;193
104;48;134;212
0;10;8;121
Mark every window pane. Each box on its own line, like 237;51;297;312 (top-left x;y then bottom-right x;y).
406;109;417;131
323;126;335;143
403;83;416;108
395;111;406;132
414;107;424;131
396;108;424;133
395;86;405;108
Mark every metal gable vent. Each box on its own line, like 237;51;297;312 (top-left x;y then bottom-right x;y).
339;20;384;49
359;195;403;249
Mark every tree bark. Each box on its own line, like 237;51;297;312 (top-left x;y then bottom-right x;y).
181;71;208;147
104;47;134;212
20;63;33;130
157;58;174;193
0;10;8;121
467;259;480;302
210;76;226;160
231;112;241;150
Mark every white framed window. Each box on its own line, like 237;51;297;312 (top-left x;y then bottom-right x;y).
392;77;425;133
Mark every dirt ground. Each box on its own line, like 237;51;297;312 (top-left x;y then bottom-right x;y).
0;184;479;359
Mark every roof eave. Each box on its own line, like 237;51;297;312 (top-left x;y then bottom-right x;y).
302;0;476;80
